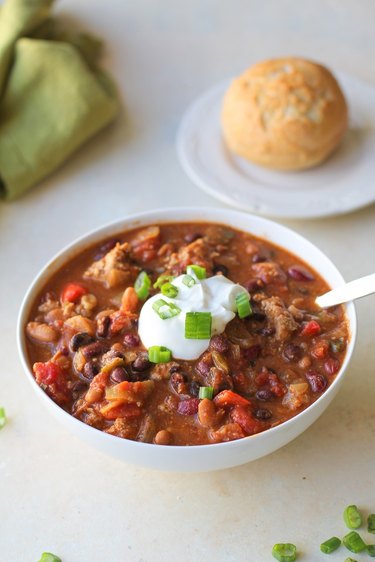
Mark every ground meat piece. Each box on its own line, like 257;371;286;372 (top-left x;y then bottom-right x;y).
83;242;136;288
260;296;298;341
282;382;309;411
81;407;105;429
137;414;156;443
165;238;215;275
252;262;287;285
208;367;233;392
288;304;305;321
105;418;138;439
150;361;179;381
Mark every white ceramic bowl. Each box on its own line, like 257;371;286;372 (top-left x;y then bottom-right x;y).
17;208;357;472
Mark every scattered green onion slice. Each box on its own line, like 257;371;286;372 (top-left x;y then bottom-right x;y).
152;299;181;319
161;282;178;298
272;543;297;562
368;545;375;557
38;554;62;562
199;386;214;400
182;274;196;288
320;537;341;554
344;558;358;562
187;264;206;280
153;274;174;289
148;346;172;363
0;407;6;429
343;531;366;553
134;271;151;300
343;505;362;529
368;514;375;534
185;312;212;339
236;292;252;319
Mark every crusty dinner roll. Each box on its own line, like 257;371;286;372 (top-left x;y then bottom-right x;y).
221;57;348;171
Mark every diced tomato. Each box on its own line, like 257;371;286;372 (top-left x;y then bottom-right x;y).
109;310;136;335
61;283;88;303
131;226;161;263
230;405;262;435
105;380;155;404
213;390;251;408
311;340;329;359
301;320;321;337
33;361;69;404
100;402;142;420
255;369;286;397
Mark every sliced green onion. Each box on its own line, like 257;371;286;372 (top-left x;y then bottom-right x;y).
148;346;172;363
368;514;375;534
38;554;62;562
161;282;178;298
343;531;366;553
0;407;6;429
343;505;362;529
187;264;206;280
236;292;252;319
367;545;375;557
185;312;212;339
344;558;358;562
153;274;174;289
320;537;341;554
134;271;151;300
152;299;181;319
199;386;214;400
272;543;297;562
182;274;196;288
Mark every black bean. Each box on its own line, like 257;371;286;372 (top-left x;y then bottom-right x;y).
243;279;264;293
70;332;95;352
189;380;200;397
209;334;230;353
184;232;203;243
251;312;266;322
257;327;275;337
131;353;151;372
110;367;129;384
97;316;110;338
283;344;301;362
253;408;272;420
252;253;267;263
169;365;180;375
71;380;88;400
212;263;229;276
255;389;274;401
82;361;99;381
82;341;108;359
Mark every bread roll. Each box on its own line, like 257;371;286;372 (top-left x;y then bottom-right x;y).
221;57;348;171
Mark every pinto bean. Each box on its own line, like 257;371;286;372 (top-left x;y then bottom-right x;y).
198;399;221;428
64;315;96;336
26;322;59;343
154;429;173;445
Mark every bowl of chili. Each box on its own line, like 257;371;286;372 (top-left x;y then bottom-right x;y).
17;208;356;471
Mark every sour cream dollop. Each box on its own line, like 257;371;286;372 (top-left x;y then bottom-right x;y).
138;273;248;360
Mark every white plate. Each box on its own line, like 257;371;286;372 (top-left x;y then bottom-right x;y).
177;72;375;219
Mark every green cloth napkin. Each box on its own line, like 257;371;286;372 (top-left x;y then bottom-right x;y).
0;0;118;200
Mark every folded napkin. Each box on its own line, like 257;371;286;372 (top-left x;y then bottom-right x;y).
0;0;118;200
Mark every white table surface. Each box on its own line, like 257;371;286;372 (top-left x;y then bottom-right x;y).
1;1;375;561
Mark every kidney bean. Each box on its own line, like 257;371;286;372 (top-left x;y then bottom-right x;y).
252;253;268;263
177;398;200;416
324;357;340;376
209;334;230;353
212;264;229;276
196;353;212;377
305;370;327;392
82;361;99;381
184;232;202;243
82;341;108;359
243;279;264;293
131;353;151;372
243;344;261;362
282;343;301;361
255;389;274;401
94;238;120;260
110;366;129;384
253;408;272;420
288;265;314;281
123;333;140;347
97;315;110;338
70;332;95;352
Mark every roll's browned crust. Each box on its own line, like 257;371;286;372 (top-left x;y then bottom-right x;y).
221;57;348;171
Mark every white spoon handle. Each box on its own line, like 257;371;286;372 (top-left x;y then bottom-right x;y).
316;272;375;308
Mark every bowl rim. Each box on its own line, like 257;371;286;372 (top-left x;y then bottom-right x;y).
17;206;357;454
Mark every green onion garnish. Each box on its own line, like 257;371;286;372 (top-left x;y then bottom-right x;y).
320;537;341;554
368;514;375;534
161;282;178;298
199;386;214;400
185;312;212;339
38;554;62;562
344;558;358;562
368;545;375;557
182;274;196;288
187;264;206;280
152;299;181;319
0;407;6;429
272;543;297;562
343;505;362;529
148;346;172;363
153;274;175;289
236;292;252;319
134;271;151;300
343;531;366;553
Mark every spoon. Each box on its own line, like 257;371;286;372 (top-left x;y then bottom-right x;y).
316;272;375;308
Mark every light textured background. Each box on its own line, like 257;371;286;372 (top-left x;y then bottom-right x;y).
1;1;375;561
